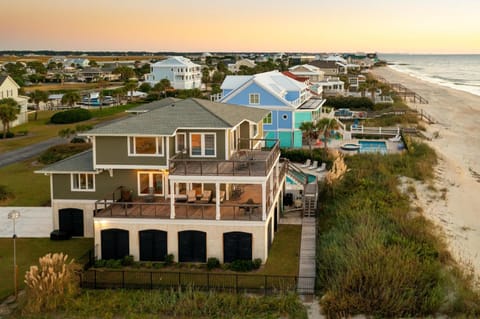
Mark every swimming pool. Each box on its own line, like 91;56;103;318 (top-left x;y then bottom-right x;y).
286;174;317;185
358;140;387;154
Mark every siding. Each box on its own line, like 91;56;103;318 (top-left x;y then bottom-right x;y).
285;91;299;102
226;82;288;107
294;112;312;129
276;110;293;130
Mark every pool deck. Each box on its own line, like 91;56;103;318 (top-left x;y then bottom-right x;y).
329;138;404;155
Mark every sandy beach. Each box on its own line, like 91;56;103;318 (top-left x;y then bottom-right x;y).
371;67;480;278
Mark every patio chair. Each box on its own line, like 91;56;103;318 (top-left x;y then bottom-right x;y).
316;162;327;172
187;189;196;203
388;134;402;142
301;159;311;168
144;187;155;202
199;190;212;203
212;190;225;203
308;161;318;170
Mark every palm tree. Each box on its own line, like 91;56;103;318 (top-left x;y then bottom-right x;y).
61;92;81;108
152;79;171;99
0;98;20;139
30;90;49;121
316;118;338;152
299;121;318;158
124;80;138;101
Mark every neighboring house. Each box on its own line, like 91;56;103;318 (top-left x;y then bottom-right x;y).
36;98;286;264
308;60;342;76
317;77;345;96
0;75;29;128
348;74;367;91
79;67;121;82
228;59;257;73
216;71;325;148
288;64;325;82
64;58;90;68
145;56;201;90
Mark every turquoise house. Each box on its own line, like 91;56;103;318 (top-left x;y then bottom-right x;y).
217;71;325;148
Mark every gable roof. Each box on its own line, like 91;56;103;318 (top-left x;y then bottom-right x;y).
152;56;200;68
289;64;321;73
220;71;307;107
309;60;338;69
36;150;95;174
82;98;268;136
0;75;20;89
282;71;309;83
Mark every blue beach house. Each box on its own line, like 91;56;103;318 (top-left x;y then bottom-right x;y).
215;71;325;148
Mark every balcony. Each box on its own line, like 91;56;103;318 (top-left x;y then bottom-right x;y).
169;139;280;177
93;175;287;221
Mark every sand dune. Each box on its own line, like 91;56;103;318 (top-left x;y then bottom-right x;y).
371;67;480;277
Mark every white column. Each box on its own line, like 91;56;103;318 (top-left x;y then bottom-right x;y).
215;183;221;220
170;180;175;219
269;172;274;207
262;182;267;221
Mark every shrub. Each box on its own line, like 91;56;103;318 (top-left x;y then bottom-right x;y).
207;257;220;270
105;259;122;269
165;253;174;265
70;136;87;143
229;260;255;272
94;259;106;268
325;96;374;110
23;253;79;314
50;108;92;124
38;143;91;164
122;255;134;266
153;262;163;269
252;258;262;269
0;131;14;139
0;184;13;201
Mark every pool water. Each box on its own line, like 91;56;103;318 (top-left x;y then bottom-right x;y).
358;140;387;154
286;174;317;185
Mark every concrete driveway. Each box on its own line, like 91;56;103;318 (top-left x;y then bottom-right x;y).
0;207;52;238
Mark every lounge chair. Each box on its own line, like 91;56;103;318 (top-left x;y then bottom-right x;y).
187;189;196;203
301;159;311;168
212;190;225;203
316;162;327;172
199;190;212;203
388;134;402;142
308;161;318;170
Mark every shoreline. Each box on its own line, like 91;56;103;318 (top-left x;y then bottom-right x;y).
371;66;480;279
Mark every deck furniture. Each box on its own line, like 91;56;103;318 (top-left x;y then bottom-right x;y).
316;162;327;172
301;159;311;168
308;161;318;170
212;190;225;203
187;190;196;203
199;190;212;203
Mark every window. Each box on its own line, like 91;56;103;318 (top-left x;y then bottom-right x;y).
263;113;272;124
190;133;216;157
251;123;258;137
249;93;260;104
128;137;163;156
282;114;288;120
176;133;186;153
138;172;164;196
71;173;95;191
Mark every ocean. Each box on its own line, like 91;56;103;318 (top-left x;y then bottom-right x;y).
378;54;480;97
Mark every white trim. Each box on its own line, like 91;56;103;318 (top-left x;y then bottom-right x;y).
95;164;168;170
263;113;272;125
51;199;98;203
175;133;186;153
94;217;267;227
189;132;216;158
128;136;164;157
249;93;260;105
169;175;268;183
71;173;96;192
224;130;229;160
92;136;97;169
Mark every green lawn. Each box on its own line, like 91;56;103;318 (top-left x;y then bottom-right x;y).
0;238;93;301
0;159;50;206
260;224;301;276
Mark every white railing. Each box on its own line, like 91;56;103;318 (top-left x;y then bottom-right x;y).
350;125;400;136
210;93;223;102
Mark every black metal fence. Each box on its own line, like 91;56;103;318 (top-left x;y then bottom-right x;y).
80;269;315;295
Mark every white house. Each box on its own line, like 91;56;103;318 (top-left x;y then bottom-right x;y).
0;75;29;129
145;56;201;90
228;59;257;73
288;64;325;82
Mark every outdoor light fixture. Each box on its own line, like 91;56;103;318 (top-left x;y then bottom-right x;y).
8;210;20;300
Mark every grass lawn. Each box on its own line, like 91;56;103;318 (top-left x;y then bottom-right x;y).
260;224;301;276
0;159;50;206
0;238;93;301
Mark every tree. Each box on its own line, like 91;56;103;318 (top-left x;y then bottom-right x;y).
0;98;20;138
138;82;152;93
211;71;225;84
123;80;138;101
299;122;319;158
113;66;135;81
316;118;338;152
30;90;49;121
61;92;81;107
152;79;172;99
89;60;99;67
201;68;210;89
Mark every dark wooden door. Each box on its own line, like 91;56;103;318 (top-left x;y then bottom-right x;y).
178;231;206;262
101;229;129;260
139;230;167;261
223;232;252;263
59;208;84;237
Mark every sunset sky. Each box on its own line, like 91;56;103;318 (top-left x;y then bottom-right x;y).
2;0;480;53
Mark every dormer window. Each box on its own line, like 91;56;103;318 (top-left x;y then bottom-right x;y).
249;93;260;105
128;136;164;156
